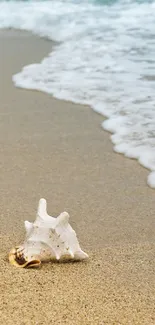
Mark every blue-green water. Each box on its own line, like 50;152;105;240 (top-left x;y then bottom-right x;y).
0;0;155;187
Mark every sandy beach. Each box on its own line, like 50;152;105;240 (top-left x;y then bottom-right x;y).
0;29;155;324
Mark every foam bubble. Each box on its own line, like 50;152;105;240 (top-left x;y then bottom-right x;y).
147;171;155;188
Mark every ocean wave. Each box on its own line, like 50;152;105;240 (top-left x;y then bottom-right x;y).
1;0;155;187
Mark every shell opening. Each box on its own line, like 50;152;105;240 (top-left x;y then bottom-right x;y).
9;247;41;268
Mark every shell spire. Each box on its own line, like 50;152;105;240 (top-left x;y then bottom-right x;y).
9;198;88;268
37;198;48;218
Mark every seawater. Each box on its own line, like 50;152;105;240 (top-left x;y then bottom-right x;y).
0;0;155;187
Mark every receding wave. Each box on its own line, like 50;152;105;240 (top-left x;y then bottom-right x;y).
0;0;155;187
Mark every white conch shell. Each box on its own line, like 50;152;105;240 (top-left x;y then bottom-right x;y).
9;198;88;267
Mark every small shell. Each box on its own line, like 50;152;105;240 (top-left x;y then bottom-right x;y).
9;198;88;268
9;246;41;268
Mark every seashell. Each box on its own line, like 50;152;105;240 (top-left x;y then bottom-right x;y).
9;198;88;268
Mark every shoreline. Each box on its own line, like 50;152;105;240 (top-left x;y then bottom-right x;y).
0;29;155;325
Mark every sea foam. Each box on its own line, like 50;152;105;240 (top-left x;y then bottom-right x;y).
0;0;155;187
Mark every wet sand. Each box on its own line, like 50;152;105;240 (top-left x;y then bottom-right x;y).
0;29;155;325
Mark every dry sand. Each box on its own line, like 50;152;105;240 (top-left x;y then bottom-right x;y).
0;29;155;325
